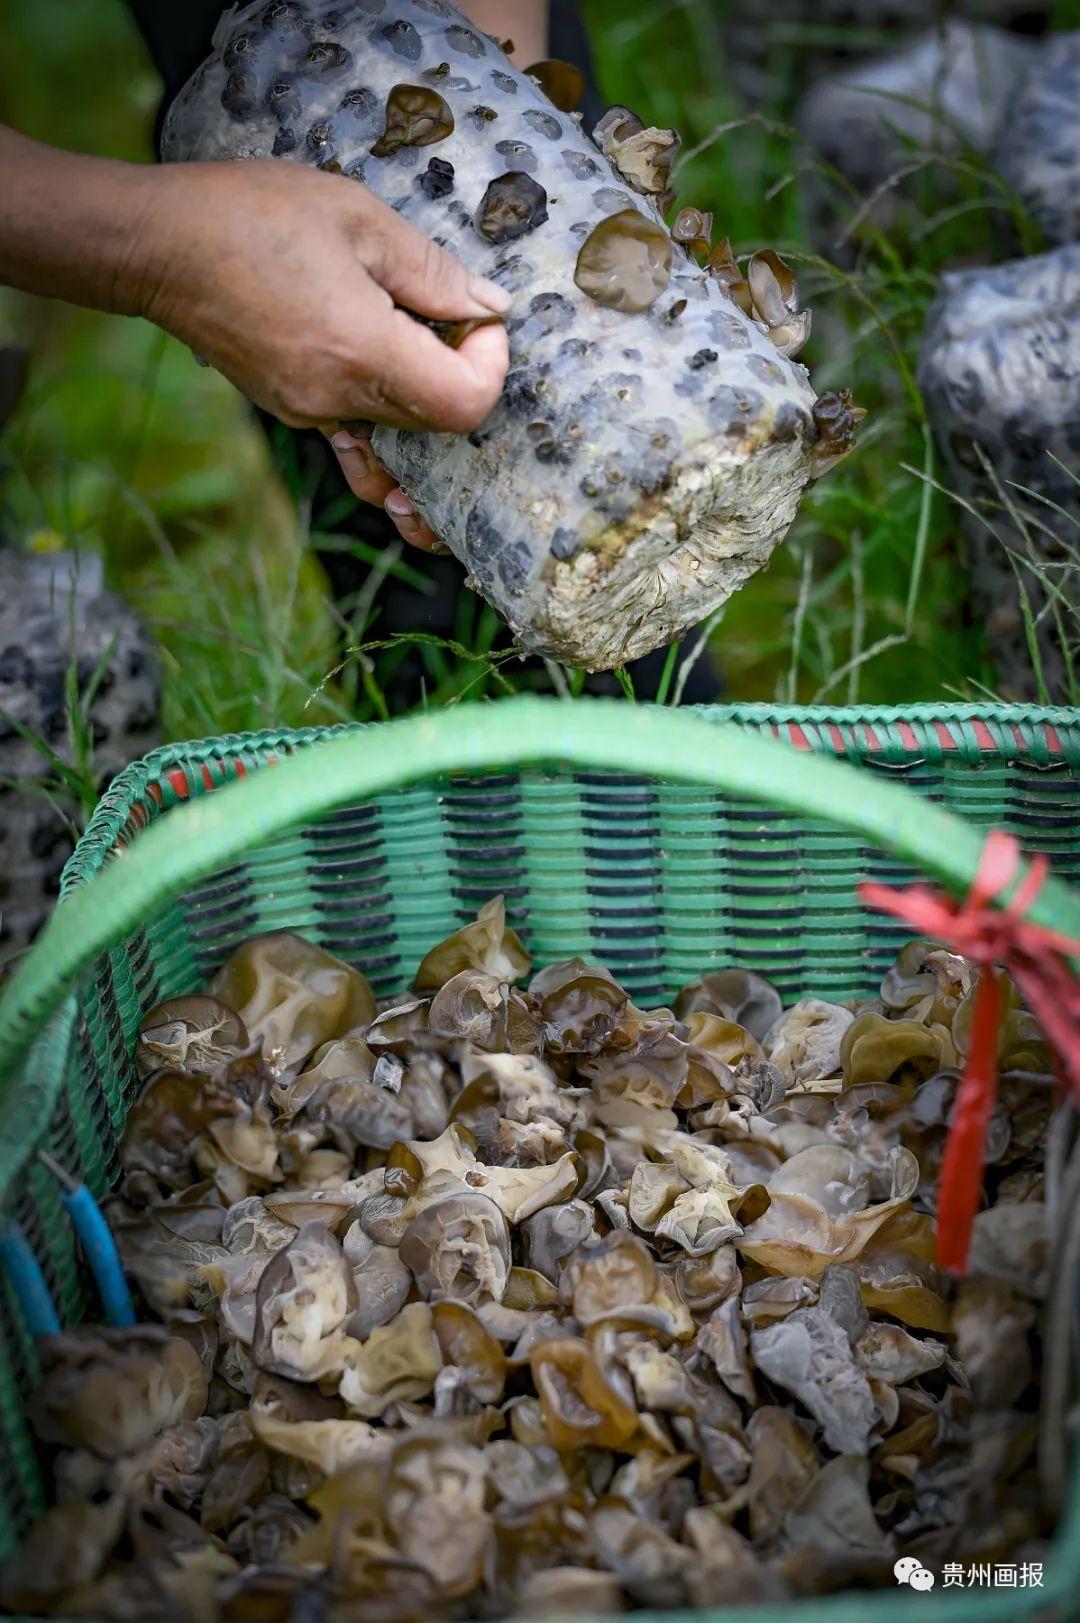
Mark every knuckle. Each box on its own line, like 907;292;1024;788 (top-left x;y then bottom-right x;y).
363;227;390;281
365;377;394;411
419;234;451;292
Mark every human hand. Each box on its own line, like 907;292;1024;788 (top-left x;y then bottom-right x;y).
139;159;510;547
0;130;510;548
328;427;445;553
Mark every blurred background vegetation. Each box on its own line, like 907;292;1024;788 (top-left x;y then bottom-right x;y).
1;0;1074;744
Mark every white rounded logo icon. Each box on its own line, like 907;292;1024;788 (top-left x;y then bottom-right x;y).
894;1557;935;1590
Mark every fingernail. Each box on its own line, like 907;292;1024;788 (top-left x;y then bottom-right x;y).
332;432;377;475
470;276;512;314
385;490;416;520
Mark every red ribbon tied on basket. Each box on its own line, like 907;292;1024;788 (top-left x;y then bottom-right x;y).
859;830;1080;1276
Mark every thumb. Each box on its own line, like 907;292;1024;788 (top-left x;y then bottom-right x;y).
379;311;509;432
363;201;511;321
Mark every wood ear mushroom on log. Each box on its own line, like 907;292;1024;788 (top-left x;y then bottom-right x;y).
164;0;847;670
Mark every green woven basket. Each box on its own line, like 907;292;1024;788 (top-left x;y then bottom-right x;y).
1;696;1079;1623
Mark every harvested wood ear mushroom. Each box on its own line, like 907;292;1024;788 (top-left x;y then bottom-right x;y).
415;894;531;991
30;1326;208;1458
251;1221;356;1382
339;1302;443;1416
7;900;1061;1614
400;1187;512;1303
209;931;376;1072
136;995;249;1079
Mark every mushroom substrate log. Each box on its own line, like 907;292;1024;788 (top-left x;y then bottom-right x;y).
164;0;821;669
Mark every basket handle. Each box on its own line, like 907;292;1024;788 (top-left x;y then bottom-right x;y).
1;696;1078;1080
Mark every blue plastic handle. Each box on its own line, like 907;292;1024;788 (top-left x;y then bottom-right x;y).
60;1184;135;1327
36;1154;135;1328
0;1221;60;1338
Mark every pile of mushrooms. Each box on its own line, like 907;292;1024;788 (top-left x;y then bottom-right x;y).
2;903;1054;1619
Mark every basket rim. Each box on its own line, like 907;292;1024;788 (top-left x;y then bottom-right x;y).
60;700;1080;903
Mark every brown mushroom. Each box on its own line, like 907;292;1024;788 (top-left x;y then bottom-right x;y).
415;896;531;991
530;1338;639;1450
399;1188;512;1305
339;1302;443;1417
251;1222;356;1382
428;969;509;1044
525;59;585;112
136;995;249;1079
432;312;505;350
574;209;673;314
431;1300;508;1402
765;998;854;1083
705;237;754;315
0;1498;126;1614
371;83;454;158
474;172;550;244
121;1066;243;1196
30;1326;208;1458
593;107;680;198
342;1225;413;1342
210;932;375;1072
675;968;782;1042
810;388;868;478
747;249;799;327
671;207;713;256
